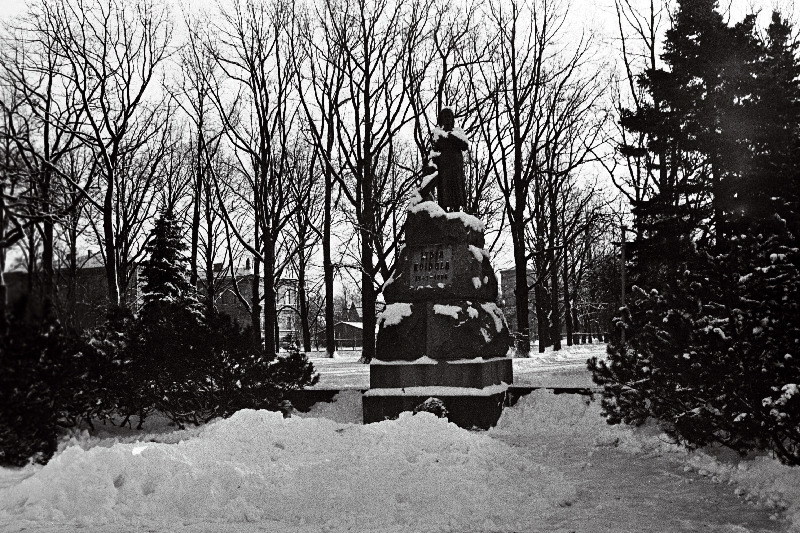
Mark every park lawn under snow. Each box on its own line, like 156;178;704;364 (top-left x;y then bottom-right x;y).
1;389;799;532
310;342;605;389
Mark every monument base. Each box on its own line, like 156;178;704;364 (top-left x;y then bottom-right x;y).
370;357;512;388
362;385;508;429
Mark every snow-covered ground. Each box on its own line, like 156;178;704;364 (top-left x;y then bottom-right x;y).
1;388;798;532
310;342;604;389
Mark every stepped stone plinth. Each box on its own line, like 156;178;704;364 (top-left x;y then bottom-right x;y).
362;201;513;428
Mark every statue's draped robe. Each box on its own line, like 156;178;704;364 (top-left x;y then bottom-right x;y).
430;132;468;210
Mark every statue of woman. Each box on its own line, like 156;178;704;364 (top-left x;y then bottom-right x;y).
420;107;468;211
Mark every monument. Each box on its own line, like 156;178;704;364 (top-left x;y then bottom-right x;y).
362;108;513;428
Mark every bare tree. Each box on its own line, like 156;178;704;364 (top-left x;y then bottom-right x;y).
0;3;93;310
202;0;302;353
468;0;607;355
52;147;96;327
0;88;30;328
540;63;608;351
174;18;224;292
295;1;349;356
599;0;672;236
314;0;428;362
43;0;173;308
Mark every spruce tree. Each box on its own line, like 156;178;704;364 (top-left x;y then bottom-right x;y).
591;3;800;465
128;210;207;427
140;210;199;313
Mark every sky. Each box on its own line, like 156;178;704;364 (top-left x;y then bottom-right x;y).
0;0;797;277
0;0;796;32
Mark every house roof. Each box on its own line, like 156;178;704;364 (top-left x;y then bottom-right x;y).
335;321;363;330
4;253;110;274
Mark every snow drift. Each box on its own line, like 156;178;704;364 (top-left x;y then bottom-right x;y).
1;408;574;531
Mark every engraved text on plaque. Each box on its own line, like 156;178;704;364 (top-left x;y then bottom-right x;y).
409;245;452;287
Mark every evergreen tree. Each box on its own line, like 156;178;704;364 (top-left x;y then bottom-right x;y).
140;210;199;312
127;210;207;426
592;3;800;465
128;210;319;428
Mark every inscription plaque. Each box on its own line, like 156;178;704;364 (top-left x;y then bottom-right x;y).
409;245;452;287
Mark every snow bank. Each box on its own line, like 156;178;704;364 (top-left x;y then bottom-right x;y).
296;390;363;424
1;406;574;532
682;449;800;524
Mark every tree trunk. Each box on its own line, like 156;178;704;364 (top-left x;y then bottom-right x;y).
563;246;573;346
263;234;277;358
190;119;204;289
0;193;6;333
66;221;79;327
359;172;376;363
190;172;201;288
275;313;280;353
360;85;376;364
535;282;548;352
572;305;579;343
251;226;262;346
203;174;214;318
26;228;35;297
512;241;531;356
549;194;561;351
41;168;54;314
585;312;592;343
0;273;5;333
298;243;311;353
361;241;375;363
323;109;336;358
511;60;531;357
103;178;121;308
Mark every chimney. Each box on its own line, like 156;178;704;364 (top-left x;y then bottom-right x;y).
87;249;93;259
245;258;251;270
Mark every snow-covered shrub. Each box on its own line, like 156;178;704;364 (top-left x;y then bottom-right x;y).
591;214;800;465
0;312;60;466
413;397;449;419
123;210;211;427
195;313;319;421
0;310;115;466
125;301;210;428
124;211;319;428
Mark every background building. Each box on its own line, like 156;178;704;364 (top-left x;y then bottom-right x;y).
333;302;363;350
3;252;139;329
4;257;302;348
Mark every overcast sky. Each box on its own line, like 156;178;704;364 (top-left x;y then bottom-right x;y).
0;0;796;275
1;0;794;47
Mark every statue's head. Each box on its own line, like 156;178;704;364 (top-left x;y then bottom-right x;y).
438;107;455;131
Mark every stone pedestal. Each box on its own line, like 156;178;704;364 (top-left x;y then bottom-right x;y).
363;201;513;427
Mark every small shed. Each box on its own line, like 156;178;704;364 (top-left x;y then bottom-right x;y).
334;321;363;350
